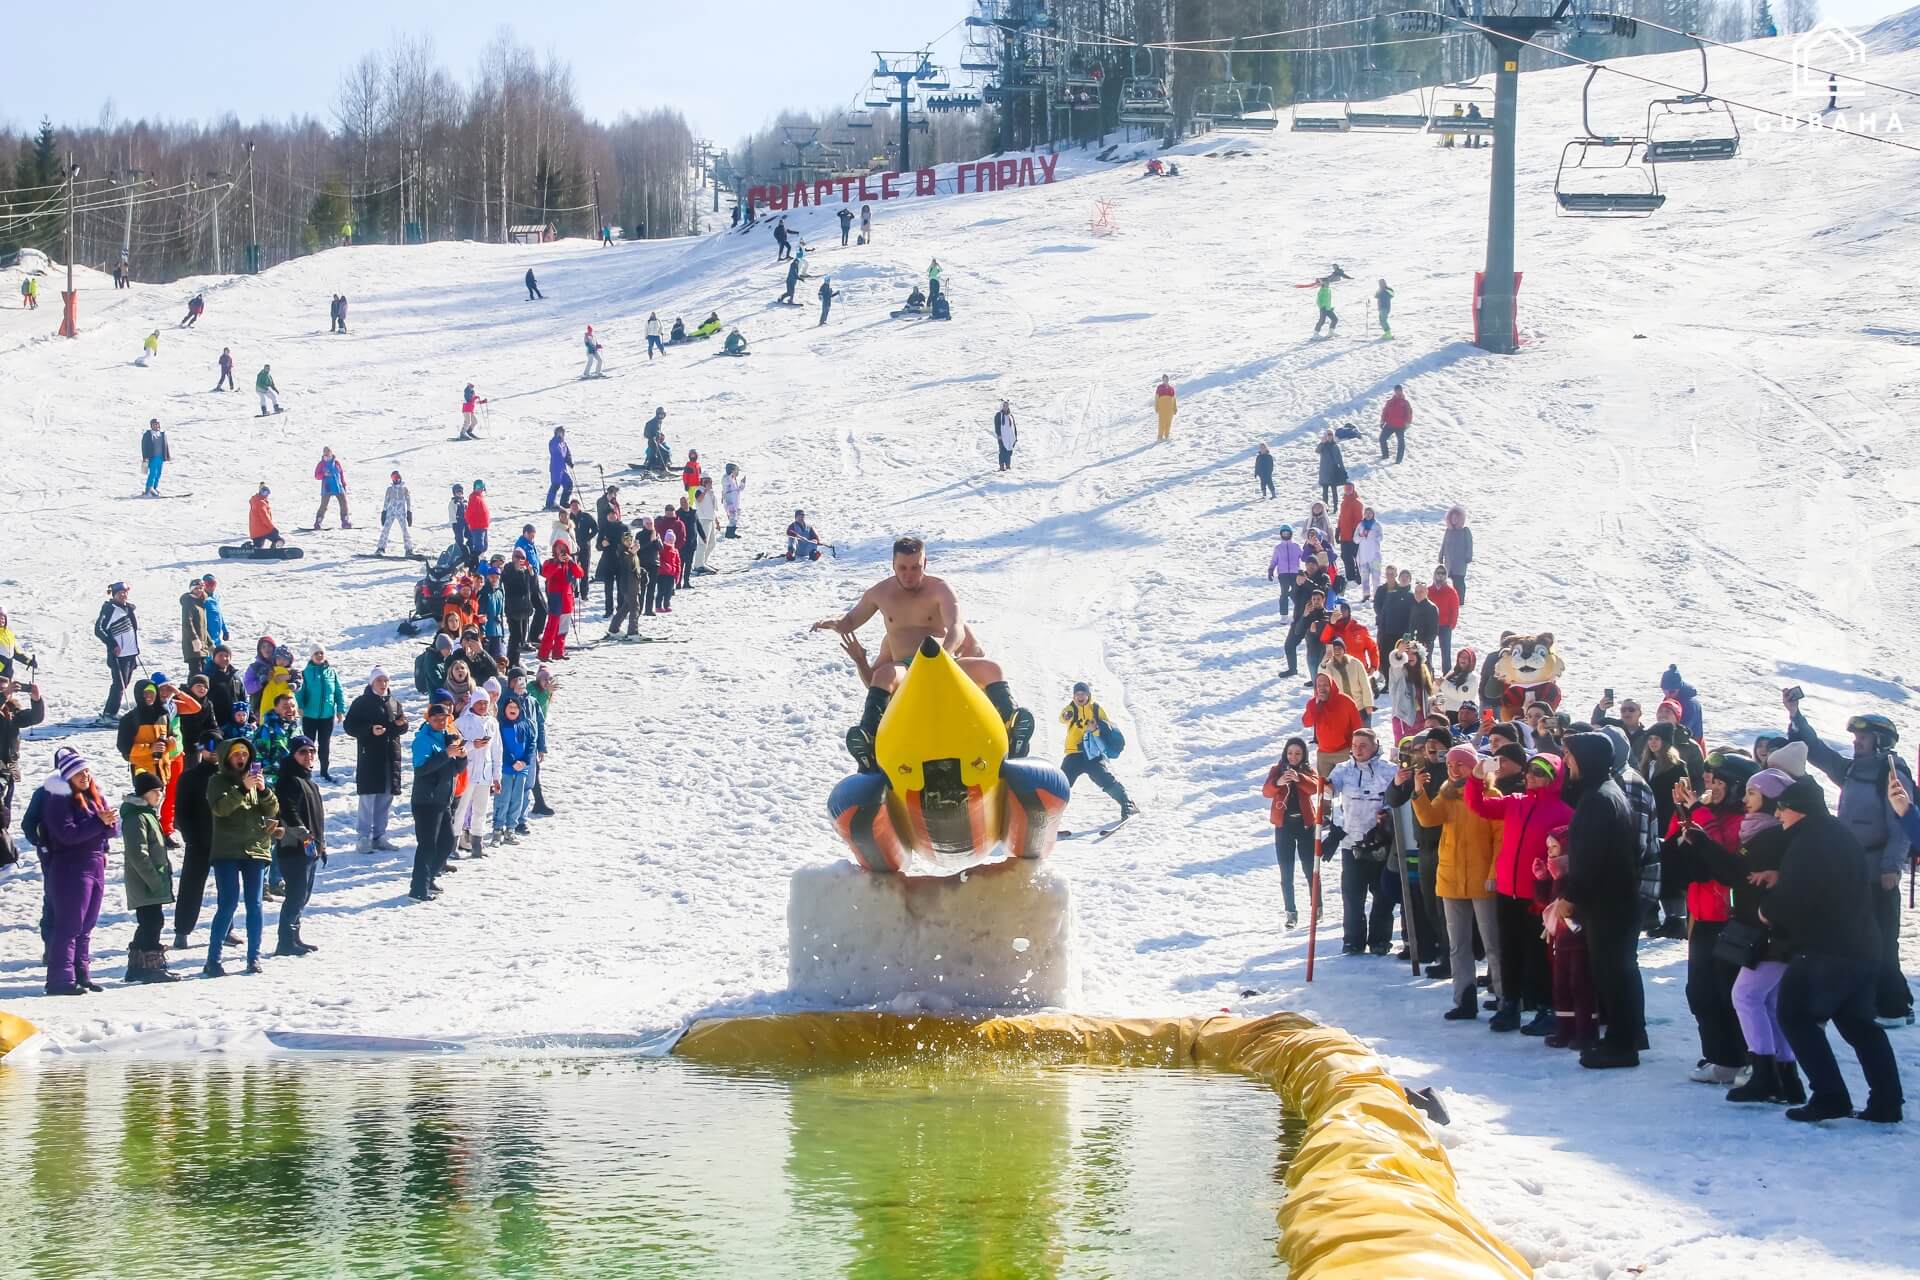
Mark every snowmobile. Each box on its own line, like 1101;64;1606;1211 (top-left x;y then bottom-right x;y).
399;542;469;635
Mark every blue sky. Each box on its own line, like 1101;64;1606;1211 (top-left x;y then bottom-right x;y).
6;1;976;148
4;0;1908;145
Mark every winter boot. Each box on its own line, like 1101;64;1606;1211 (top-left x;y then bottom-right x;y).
1544;1015;1578;1048
142;947;180;983
1726;1055;1780;1103
845;726;879;774
1424;960;1453;979
274;932;304;958
1520;1008;1556;1037
1785;1096;1853;1123
1855;1097;1904;1124
1775;1059;1807;1105
124;950;152;983
1443;995;1478;1022
1488;999;1522;1032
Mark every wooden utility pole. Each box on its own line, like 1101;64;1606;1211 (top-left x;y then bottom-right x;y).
58;153;78;338
245;142;259;272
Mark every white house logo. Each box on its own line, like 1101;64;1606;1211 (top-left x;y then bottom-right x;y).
1790;19;1867;97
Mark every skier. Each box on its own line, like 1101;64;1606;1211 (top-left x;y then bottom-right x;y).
214;347;235;391
645;312;665;360
581;326;605;379
312;446;350;529
1466;103;1485;148
459;383;486;439
180;294;204;327
993;400;1017;471
94;582;142;723
1379;384;1413;463
837;206;854;246
20;275;37;309
248;484;285;551
817;276;837;326
1060;682;1139;823
1376;278;1395;339
140;419;170;497
773;216;792;261
525;267;543;300
375;470;415;557
721;463;746;539
600;224;614;247
546;426;574;510
1154;376;1177;442
809;535;1035;773
785;510;823;561
1313;278;1339;336
255;364;283;416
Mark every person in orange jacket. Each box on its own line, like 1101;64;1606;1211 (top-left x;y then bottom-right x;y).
463;479;491;566
1319;601;1380;672
1379;384;1413;463
1302;671;1363;776
248;485;285;550
1335;483;1364;581
681;449;703;500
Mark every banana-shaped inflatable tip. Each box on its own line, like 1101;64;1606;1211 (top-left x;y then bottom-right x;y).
874;637;1009;791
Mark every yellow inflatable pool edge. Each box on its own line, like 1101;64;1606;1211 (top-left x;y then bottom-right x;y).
0;1010;40;1057
674;1010;1533;1280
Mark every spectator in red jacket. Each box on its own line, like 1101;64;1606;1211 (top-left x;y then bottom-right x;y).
464;479;492;567
537;543;585;661
1335;484;1364;581
1319;603;1380;673
1428;567;1462;670
681;450;703;497
1380;385;1412;463
1303;672;1363;775
655;532;682;613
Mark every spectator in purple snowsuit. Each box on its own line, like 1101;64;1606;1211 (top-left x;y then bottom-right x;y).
546;427;575;511
40;752;119;995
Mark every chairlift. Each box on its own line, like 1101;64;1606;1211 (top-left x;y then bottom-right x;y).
1426;83;1496;136
1642;39;1739;162
1345;70;1432;132
1118;49;1173;127
1555;67;1666;217
1207;83;1279;132
1290;99;1351;133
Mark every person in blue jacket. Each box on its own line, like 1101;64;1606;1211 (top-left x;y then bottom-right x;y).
546;427;575;511
140;419;170;497
295;647;345;781
1659;665;1704;742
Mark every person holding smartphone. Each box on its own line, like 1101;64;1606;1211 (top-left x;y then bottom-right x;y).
204;739;280;976
1262;739;1320;928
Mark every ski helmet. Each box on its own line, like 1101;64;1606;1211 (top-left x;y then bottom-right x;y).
1846;714;1898;747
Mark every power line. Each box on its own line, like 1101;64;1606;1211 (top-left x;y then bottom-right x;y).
1627;15;1920;102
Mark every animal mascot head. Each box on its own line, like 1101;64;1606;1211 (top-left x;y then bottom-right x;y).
1494;632;1565;717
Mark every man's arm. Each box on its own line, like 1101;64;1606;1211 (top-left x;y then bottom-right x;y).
1785;708;1848;786
935;580;965;652
811;587;879;637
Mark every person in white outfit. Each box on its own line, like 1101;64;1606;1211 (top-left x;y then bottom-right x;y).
721;464;747;539
994;401;1018;471
375;470;415;556
692;480;721;572
645;312;665;360
453;686;502;854
1354;506;1384;600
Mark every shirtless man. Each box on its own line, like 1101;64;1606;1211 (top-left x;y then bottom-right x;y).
812;536;1033;771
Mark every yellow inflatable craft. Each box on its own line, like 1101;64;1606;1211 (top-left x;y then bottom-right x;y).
828;639;1069;874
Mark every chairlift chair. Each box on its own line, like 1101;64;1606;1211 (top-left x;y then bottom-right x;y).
847;110;873;130
1290;99;1352;134
1554;67;1666;217
1641;40;1738;162
1213;83;1279;132
1426;83;1496;136
1344;69;1431;131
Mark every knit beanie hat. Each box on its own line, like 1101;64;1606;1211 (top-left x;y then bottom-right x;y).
133;771;163;794
1446;744;1480;771
57;752;91;782
1777;777;1827;816
1747;768;1794;800
1494;743;1529;769
1766;740;1809;779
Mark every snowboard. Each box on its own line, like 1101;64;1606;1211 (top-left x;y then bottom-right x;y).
124;492;193;500
1058;815;1133;842
889;308;926;319
218;545;304;560
354;552;430;561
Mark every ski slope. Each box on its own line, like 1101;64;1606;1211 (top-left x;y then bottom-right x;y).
4;22;1920;1278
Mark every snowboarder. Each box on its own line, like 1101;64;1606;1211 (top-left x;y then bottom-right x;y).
1376;278;1395;339
810;535;1035;773
722;328;749;357
376;470;415;556
817;276;837;326
773;216;792;261
1061;682;1139;822
255;364;283;416
721;463;746;538
694;312;722;339
837;207;854;246
994;400;1017;471
582;326;604;379
180;294;204;327
525;267;542;300
139;330;160;366
248;485;285;551
214;347;235;391
140;419;170;497
1379;384;1412;463
459;383;486;439
546;426;574;510
1154;376;1177;442
645;312;665;359
312;447;350;529
1314;279;1339;336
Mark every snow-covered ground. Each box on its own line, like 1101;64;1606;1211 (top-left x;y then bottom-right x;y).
4;24;1920;1279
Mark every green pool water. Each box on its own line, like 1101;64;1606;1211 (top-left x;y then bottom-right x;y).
0;1054;1297;1279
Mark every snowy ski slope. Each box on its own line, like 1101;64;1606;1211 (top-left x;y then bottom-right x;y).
3;23;1919;1277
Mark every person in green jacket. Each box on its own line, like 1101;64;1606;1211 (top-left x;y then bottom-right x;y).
121;772;180;983
1314;280;1339;336
205;738;280;976
256;364;284;417
296;647;346;781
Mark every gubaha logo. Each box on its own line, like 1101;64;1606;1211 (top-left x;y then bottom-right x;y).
1754;19;1903;135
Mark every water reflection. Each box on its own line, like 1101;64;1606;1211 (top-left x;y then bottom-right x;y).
0;1055;1291;1278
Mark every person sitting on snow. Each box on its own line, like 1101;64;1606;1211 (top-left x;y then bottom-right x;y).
248;485;285;551
669;317;688;343
693;312;722;339
930;293;951;322
901;286;926;313
722;329;749;357
785;510;822;562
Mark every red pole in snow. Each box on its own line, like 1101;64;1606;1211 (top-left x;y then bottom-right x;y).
1304;778;1326;983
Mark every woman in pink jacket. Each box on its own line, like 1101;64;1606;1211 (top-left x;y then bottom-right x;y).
1467;751;1573;1034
